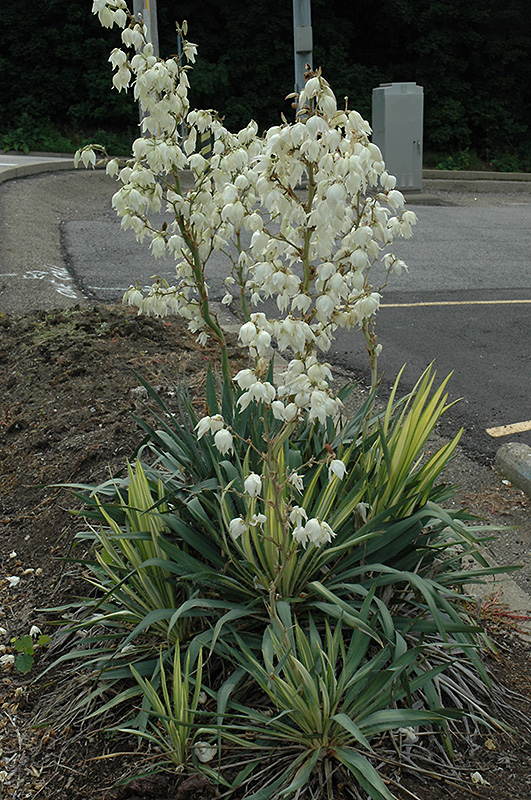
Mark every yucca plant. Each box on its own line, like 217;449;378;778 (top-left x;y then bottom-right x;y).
48;460;214;703
77;460;188;643
120;366;489;593
360;366;462;518
211;603;459;800
116;643;208;769
56;364;510;670
50;362;513;798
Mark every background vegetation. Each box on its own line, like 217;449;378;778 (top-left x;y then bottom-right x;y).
2;0;530;169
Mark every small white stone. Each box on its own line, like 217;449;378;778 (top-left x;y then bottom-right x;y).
470;771;489;786
193;742;217;763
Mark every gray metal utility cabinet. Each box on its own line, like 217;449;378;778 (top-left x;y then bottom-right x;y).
371;82;424;191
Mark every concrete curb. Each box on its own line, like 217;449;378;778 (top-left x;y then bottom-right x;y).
424;169;531;182
496;443;531;499
0;158;76;185
1;152;530;190
423;169;531;196
423;178;531;194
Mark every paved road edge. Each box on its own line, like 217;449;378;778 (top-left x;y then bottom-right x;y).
0;159;76;184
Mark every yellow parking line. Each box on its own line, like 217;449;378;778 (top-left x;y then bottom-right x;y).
486;421;531;438
381;299;531;308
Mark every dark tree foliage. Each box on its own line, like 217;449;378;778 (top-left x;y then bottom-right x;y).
367;0;531;157
310;0;531;158
156;0;294;132
2;0;530;163
0;0;137;136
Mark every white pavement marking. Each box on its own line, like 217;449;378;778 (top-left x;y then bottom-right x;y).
88;286;129;292
486;421;531;438
1;265;79;299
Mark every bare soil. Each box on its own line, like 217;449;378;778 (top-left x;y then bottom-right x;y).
0;304;530;800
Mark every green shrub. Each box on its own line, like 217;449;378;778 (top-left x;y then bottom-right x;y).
0;115;135;156
51;365;511;799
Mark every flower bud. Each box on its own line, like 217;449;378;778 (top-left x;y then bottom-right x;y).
239;321;257;345
194;742;217;763
283;403;300;422
328;459;347;482
195;414;224;439
244;473;262;498
229;518;247;540
234;369;256;390
214;429;234;455
304;76;320;98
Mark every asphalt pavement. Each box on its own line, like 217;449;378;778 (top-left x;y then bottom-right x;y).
0;156;530;466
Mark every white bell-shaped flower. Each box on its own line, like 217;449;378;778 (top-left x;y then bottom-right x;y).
244;473;262;498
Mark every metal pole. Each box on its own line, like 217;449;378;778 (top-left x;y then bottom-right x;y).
292;0;313;93
176;34;185;141
133;0;159;56
132;0;159;131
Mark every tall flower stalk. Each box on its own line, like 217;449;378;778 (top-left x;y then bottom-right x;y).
80;2;415;420
77;1;422;574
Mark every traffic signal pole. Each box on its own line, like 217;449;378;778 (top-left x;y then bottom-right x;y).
293;0;313;93
132;0;159;131
133;0;159;55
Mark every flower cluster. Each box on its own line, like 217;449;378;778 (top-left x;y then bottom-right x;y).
195;414;234;455
80;2;419;554
228;478;337;550
80;3;416;430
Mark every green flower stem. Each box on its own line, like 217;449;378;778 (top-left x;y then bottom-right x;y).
173;170;182;197
169;170;234;384
174;215;232;386
362;318;379;394
235;231;250;321
260;418;306;596
301;162;316;292
362;317;380;438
